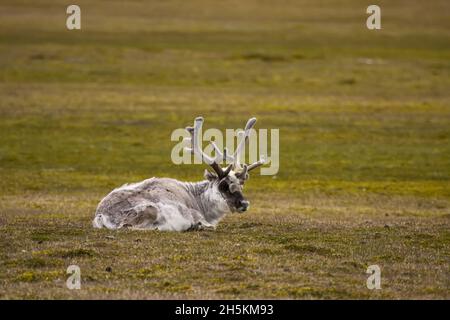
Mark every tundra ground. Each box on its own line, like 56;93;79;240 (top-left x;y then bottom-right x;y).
0;0;449;299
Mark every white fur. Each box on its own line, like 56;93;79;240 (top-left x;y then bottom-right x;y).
93;177;232;231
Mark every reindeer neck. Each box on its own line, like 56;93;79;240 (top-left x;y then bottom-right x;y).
183;180;209;197
183;180;229;223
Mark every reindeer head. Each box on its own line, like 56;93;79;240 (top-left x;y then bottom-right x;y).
185;117;265;213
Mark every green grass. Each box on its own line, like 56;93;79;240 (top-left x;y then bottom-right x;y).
0;0;449;299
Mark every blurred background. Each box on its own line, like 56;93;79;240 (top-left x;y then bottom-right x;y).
0;0;449;299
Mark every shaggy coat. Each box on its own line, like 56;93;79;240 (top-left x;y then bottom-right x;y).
93;174;243;231
93;116;263;232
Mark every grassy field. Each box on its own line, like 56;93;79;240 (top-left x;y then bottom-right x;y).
0;0;449;299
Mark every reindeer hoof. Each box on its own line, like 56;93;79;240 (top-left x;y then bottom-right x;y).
198;222;216;231
188;222;215;231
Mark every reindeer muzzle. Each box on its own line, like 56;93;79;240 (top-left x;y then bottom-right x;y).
237;200;250;212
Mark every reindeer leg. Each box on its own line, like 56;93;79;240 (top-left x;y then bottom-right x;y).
185;209;216;231
120;202;158;229
197;221;216;231
187;220;216;231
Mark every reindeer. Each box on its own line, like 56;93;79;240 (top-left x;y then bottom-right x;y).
93;117;265;231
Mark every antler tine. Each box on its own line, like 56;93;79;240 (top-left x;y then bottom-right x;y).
247;157;266;172
183;126;194;155
235;157;265;182
192;117;215;165
185;117;232;179
232;117;257;170
210;142;234;163
233;130;244;170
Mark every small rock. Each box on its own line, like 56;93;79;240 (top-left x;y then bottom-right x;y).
105;266;112;272
105;235;115;240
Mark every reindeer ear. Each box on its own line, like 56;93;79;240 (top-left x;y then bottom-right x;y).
204;169;217;181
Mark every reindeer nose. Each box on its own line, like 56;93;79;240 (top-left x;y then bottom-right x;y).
239;200;250;212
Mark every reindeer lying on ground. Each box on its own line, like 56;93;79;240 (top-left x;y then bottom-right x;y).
93;117;265;231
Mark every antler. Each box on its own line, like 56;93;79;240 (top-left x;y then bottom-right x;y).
184;117;232;179
184;117;265;180
230;118;265;181
231;118;264;171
